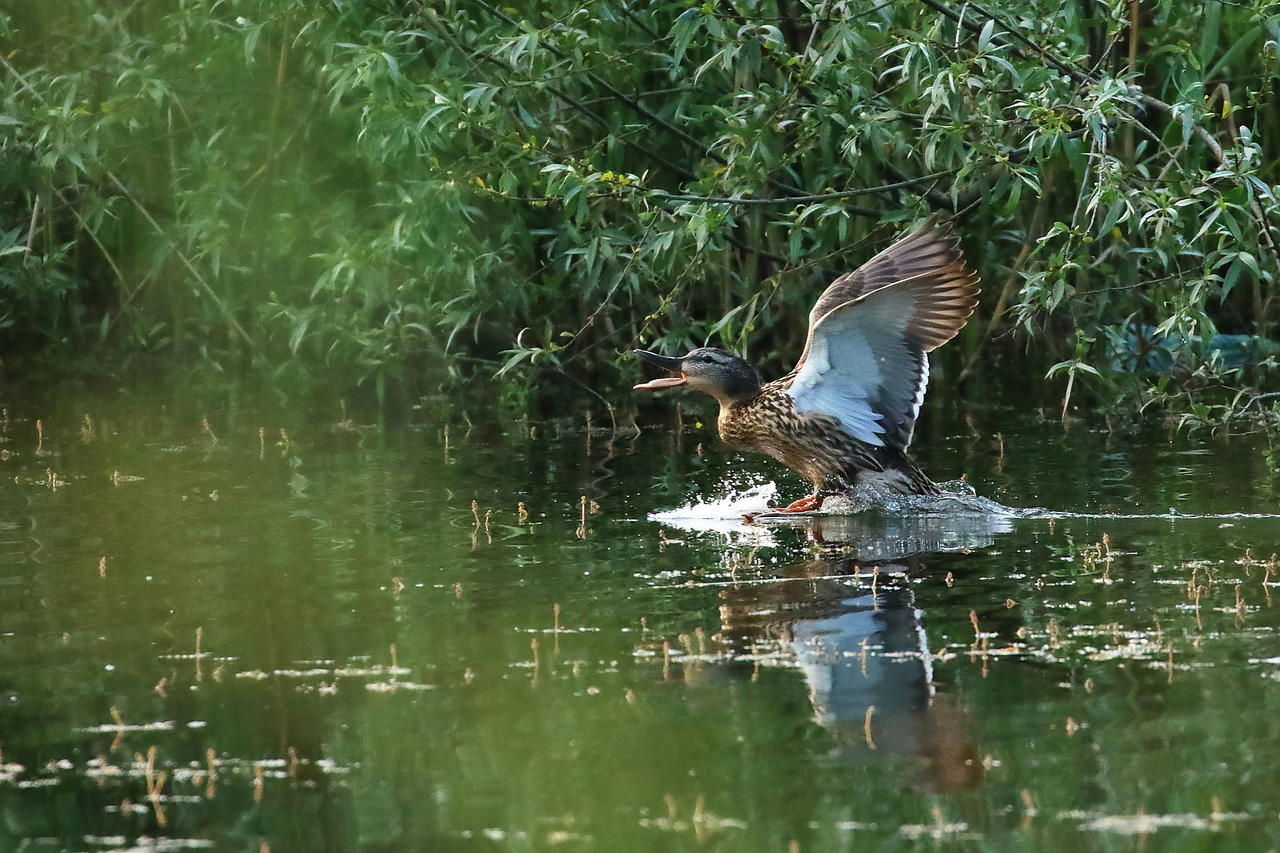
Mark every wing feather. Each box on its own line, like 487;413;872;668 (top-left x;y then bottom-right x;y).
785;223;980;450
794;214;975;370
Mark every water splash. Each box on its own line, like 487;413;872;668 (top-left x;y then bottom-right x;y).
817;478;1019;517
649;482;778;540
647;476;1024;552
647;473;1279;538
649;475;1022;534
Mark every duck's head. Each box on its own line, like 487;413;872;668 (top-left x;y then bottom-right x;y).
632;347;761;404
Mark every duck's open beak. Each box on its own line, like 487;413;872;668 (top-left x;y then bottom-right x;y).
632;349;687;390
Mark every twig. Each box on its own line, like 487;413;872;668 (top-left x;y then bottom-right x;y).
106;172;254;347
651;170;952;205
959;183;1053;379
0;52;37;97
24;196;39;256
564;218;656;349
614;2;664;41
52;188;128;299
1242;391;1280;411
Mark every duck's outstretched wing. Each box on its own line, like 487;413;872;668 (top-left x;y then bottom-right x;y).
786;219;979;450
793;215;971;369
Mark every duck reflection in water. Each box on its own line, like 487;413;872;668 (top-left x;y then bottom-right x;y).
713;513;1008;792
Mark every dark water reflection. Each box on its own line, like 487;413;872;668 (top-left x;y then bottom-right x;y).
712;514;1012;796
1;382;1278;851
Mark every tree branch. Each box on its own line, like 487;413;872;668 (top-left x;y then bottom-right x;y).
107;172;254;348
652;171;950;205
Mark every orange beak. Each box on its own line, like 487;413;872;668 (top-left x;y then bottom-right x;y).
632;350;688;391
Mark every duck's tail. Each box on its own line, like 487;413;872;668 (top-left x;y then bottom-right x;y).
843;447;941;496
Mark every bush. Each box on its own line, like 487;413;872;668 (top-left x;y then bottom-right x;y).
1;0;1278;429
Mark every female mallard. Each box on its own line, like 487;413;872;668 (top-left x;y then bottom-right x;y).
633;216;979;513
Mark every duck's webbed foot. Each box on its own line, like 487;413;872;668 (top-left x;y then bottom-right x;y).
780;493;824;513
742;491;825;522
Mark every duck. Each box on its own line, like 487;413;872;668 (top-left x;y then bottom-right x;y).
632;216;979;513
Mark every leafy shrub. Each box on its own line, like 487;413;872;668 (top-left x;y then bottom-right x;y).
1;0;1277;429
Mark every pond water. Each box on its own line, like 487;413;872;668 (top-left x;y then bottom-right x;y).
1;379;1279;851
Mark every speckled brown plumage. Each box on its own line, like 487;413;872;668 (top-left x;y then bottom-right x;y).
718;382;939;497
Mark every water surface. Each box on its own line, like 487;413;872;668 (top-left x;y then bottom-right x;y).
1;382;1278;851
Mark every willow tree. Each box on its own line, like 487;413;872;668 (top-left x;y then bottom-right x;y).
3;1;1278;427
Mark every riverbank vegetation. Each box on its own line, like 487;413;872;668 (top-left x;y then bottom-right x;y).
2;1;1278;431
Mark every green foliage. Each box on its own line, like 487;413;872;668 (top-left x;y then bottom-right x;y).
2;0;1279;426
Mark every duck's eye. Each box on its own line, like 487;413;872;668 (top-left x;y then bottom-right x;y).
701;355;714;363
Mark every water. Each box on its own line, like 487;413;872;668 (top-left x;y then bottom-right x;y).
1;381;1278;851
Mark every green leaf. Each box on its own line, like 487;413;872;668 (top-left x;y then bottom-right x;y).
1099;199;1125;237
978;19;996;52
1197;0;1221;71
289;316;310;356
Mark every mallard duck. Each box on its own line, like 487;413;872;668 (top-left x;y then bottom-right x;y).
632;216;979;513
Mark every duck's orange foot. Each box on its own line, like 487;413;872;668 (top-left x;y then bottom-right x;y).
780;493;824;513
741;493;824;522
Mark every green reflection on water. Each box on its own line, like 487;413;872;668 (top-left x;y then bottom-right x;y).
0;384;1278;851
